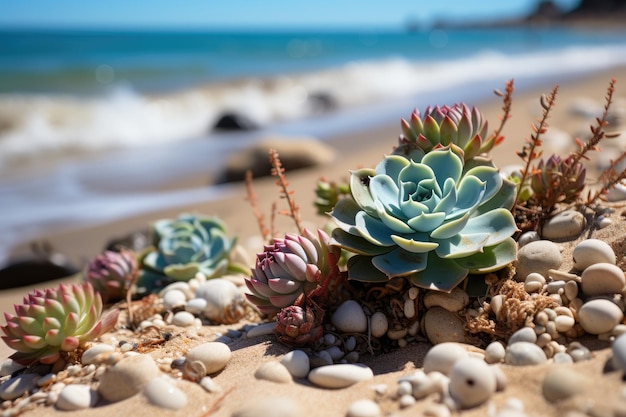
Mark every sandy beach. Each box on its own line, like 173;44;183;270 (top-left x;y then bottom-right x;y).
1;66;626;417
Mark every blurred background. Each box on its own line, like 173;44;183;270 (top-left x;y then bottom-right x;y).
1;0;625;265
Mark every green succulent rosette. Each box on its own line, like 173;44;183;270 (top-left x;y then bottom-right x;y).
331;148;518;292
140;214;247;284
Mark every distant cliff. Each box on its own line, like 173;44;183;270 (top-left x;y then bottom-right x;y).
527;0;626;23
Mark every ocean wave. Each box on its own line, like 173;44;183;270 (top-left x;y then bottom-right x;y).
1;43;626;169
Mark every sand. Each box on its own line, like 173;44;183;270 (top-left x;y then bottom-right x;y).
1;66;626;417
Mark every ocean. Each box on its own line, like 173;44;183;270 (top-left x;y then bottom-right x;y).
1;26;626;264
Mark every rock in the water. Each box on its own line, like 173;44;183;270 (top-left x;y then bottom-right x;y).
254;362;292;383
216;136;335;183
515;240;562;280
308;364;374;388
578;299;624;334
56;384;98;411
97;354;160;402
542;367;589;402
213;112;258;131
504;342;547;366
580;262;625;296
541;210;586;241
0;373;39;401
423;307;466;344
423;287;469;312
331;300;367;333
185;342;232;375
572;239;616;271
449;357;496;409
143;377;187;410
280;350;310;378
346;399;382;417
423;343;469;375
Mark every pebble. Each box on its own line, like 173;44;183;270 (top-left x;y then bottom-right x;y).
143;377;187;410
159;282;194;300
254;362;292;383
508;327;538;345
195;278;246;324
423;287;469;312
172;311;196;327
542;367;589;402
572;239;616;271
162;288;188;310
423;343;469;375
524;272;546;293
185;298;208;315
232;397;301;417
97;354;160;402
0;359;24;377
0;374;37;403
581;263;625;297
553;352;574;364
56;384;98;411
246;322;277;338
612;333;626;372
448;357;496;409
564;280;579;301
307;364;373;388
185;342;232;375
607;182;626;202
485;341;506;364
199;376;221;393
280;350;310;378
515;240;562;281
423;307;466;344
578;299;624;334
517;231;540;247
554;315;575;333
81;343;115;365
346;399;382;417
504;342;548;366
541;210;586;241
331;300;367;333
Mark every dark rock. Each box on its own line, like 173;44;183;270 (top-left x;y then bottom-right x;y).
213;113;259;131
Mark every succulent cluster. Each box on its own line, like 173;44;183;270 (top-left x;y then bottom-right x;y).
245;228;340;318
530;155;586;211
1;283;119;365
85;249;138;303
141;214;247;283
274;304;324;346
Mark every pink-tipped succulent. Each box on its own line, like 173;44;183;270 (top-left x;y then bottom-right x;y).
1;283;119;365
275;304;323;346
85;249;138;303
530;154;586;212
397;103;501;161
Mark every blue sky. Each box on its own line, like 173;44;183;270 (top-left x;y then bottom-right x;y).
0;0;580;30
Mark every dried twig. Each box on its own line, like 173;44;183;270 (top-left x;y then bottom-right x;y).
490;78;514;145
244;170;269;241
269;148;303;234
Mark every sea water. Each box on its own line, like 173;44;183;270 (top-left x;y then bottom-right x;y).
1;27;626;263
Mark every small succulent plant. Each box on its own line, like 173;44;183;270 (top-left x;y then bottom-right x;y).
397;103;502;161
85;249;138;303
331;147;518;292
274;304;323;346
141;214;247;283
530;154;586;212
245;228;341;318
0;283;119;365
314;177;351;216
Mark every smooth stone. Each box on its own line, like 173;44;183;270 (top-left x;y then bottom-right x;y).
504;342;547;366
423;287;469;312
508;327;538;345
581;263;625;297
515;240;562;281
554;315;575;333
307;364;373;388
97;354;160;402
607;182;626;202
517;230;540;247
370;311;389;337
0;373;39;400
573;239;616;271
331;300;367;333
143;377;187;410
449;357;496;409
423;307;466;344
159;282;194;299
56;384;98;411
172;311;196;327
195;279;246;324
553;352;574;364
541;210;586;241
82;343;115;365
0;359;25;377
423;343;469;375
162;289;188;310
232;397;301;417
246;322;277;338
346;399;382;417
199;376;221;393
280;350;310;378
185;342;231;375
612;333;626;371
578;299;624;334
542;367;589;402
485;342;506;364
185;298;208;315
254;362;292;383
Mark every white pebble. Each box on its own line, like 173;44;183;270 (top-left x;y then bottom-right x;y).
573;239;616;271
98;354;160;402
449;357;496;409
0;359;24;377
307;364;373;388
423;343;469;375
232;397;301;417
581;263;625;297
254;362;292;383
508;327;537;345
399;394;416;408
542;366;589;402
143;377;187;410
517;231;540;247
56;384;98;411
199;376;221;393
612;333;626;372
554;315;575;333
162;289;188;310
172;311;196;327
331;300;367;333
423;287;469;312
159;282;193;299
578;299;624;334
185;298;208;315
515;240;562;281
404;299;416;319
485;342;506;364
0;373;39;401
280;350;310;378
423;307;466;344
81;343;115;365
541;210;586;241
246;322;278;338
185;342;231;374
346;399;382;417
504;342;547;366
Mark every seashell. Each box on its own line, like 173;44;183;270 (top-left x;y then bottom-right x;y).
195;279;246;324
